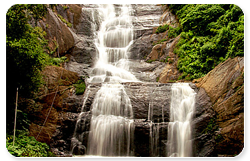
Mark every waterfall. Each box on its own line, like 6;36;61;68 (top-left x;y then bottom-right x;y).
167;83;196;157
87;84;134;156
86;4;136;156
88;4;138;83
70;4;197;157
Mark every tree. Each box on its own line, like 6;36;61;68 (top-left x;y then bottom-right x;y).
6;4;48;133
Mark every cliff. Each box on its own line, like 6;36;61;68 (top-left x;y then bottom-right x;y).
195;57;244;156
22;4;244;157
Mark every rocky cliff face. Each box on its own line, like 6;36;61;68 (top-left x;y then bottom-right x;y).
27;4;244;157
195;57;244;156
19;66;80;156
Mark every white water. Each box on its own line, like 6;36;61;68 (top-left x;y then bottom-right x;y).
71;4;197;157
86;4;136;156
88;4;139;83
167;83;196;157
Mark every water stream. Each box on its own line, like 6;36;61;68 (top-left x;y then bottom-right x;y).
167;83;196;157
71;4;196;157
87;4;136;156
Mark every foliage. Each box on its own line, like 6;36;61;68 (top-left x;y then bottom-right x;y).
155;21;181;46
6;4;48;97
57;14;72;28
146;59;155;63
6;130;54;157
155;24;169;34
168;4;244;80
156;77;159;82
167;26;181;38
48;56;68;66
202;117;217;134
158;38;167;44
6;4;66;137
74;79;86;95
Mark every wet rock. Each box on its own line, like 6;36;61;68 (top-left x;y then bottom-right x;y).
158;35;181;83
72;144;86;155
62;95;83;113
189;83;216;157
122;82;171;122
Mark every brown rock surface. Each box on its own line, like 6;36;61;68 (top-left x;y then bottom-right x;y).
158;35;181;83
38;8;75;56
195;57;244;155
28;66;80;144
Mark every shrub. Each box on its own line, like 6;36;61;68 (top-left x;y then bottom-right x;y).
168;26;182;38
74;79;86;95
155;24;169;34
6;131;52;157
57;14;72;27
48;56;68;66
170;4;243;80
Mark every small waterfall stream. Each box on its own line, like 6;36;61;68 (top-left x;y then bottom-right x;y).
167;83;196;157
87;84;134;156
71;4;196;157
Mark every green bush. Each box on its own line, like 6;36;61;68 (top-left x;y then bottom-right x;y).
57;14;72;27
48;56;68;66
168;4;244;80
6;5;50;133
168;26;182;38
156;24;169;34
6;131;52;157
74;79;86;95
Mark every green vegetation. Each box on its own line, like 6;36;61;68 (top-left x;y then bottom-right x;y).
202;117;217;134
6;109;54;157
74;79;86;95
6;130;54;157
156;77;159;82
167;4;244;80
146;59;155;63
7;5;48;98
201;116;224;144
6;4;65;157
57;14;72;27
168;26;181;38
155;24;181;39
48;56;68;66
156;24;169;34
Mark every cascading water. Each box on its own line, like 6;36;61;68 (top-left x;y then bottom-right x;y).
86;4;137;156
87;84;134;156
88;4;138;83
167;83;196;157
70;4;197;157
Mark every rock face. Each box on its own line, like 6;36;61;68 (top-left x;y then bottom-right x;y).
29;4;244;157
67;82;172;157
192;87;217;157
22;66;81;156
128;5;182;83
55;81;217;157
38;8;75;56
195;57;244;156
158;35;182;83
